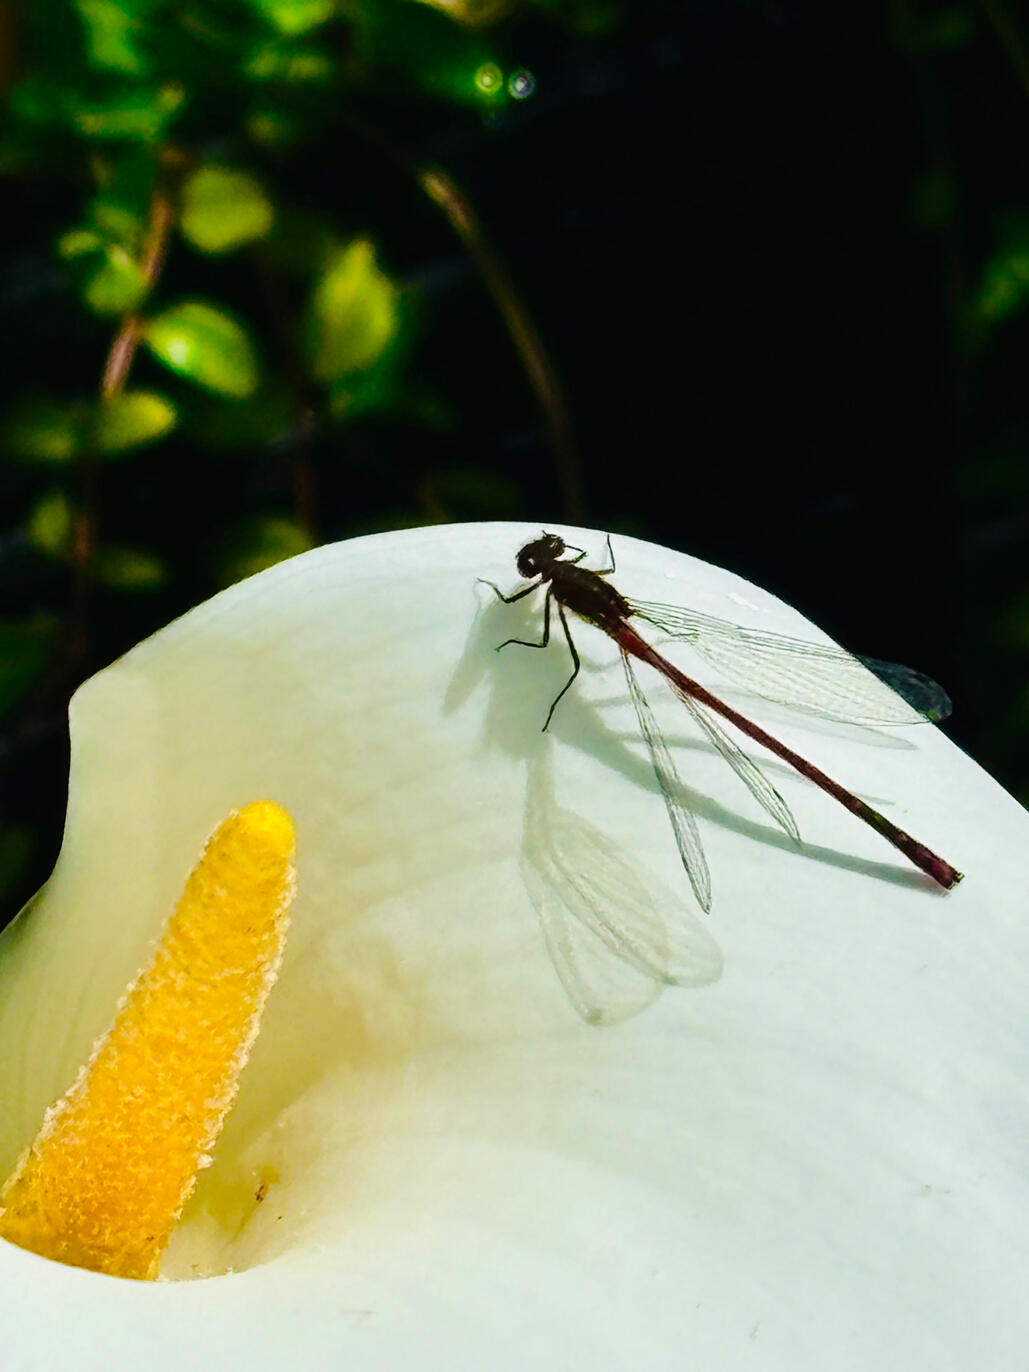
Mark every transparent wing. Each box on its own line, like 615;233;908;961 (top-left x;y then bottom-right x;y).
622;651;712;914
672;684;801;843
526;868;664;1026
628;600;951;725
522;778;723;1025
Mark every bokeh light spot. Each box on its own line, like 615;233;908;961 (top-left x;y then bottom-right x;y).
508;69;535;100
474;63;503;96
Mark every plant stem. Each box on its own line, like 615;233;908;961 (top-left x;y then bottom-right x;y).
340;115;584;521
101;187;175;402
68;184;174;666
416;165;585;522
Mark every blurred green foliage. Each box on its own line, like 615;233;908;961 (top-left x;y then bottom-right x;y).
974;212;1029;324
0;0;606;912
179;165;273;253
142;301;260;396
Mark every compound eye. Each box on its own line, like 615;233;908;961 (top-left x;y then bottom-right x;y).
515;546;537;577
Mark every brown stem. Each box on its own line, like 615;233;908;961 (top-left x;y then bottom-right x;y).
341;116;585;521
69;184;175;666
416;166;584;521
100;188;174;402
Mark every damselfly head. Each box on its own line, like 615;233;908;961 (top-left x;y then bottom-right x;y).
517;532;565;579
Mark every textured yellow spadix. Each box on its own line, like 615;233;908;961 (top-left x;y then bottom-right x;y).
0;801;296;1280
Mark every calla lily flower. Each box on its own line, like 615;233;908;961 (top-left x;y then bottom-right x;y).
0;522;1026;1368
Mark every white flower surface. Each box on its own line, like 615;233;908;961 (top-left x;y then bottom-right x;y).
0;522;1025;1370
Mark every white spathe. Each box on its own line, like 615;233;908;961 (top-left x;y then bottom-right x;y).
0;522;1025;1371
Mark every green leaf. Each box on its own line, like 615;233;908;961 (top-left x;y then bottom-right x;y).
75;0;149;75
88;253;147;313
405;0;513;21
0;615;58;719
180;165;274;254
306;239;400;384
59;231;149;314
970;215;1029;327
59;222;149;314
4;400;83;462
8;390;176;461
71;83;186;140
93;391;177;455
27;491;74;558
143;301;259;397
245;106;306;148
253;0;335;36
90;200;146;250
976;263;1026;323
215;515;314;587
327;292;418;420
94;545;167;589
245;41;333;83
58;228;104;258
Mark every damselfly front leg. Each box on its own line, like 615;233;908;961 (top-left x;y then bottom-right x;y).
481;577;583;732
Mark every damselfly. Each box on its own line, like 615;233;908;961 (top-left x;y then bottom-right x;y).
481;532;963;908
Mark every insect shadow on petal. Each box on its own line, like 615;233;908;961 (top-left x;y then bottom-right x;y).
520;747;723;1025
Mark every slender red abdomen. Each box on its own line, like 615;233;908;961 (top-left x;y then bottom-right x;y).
614;622;962;890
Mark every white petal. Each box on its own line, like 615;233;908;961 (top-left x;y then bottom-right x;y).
0;523;1026;1369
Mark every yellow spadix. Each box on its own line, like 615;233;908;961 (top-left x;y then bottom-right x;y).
0;801;296;1280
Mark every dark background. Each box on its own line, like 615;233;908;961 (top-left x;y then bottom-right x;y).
2;0;1027;926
